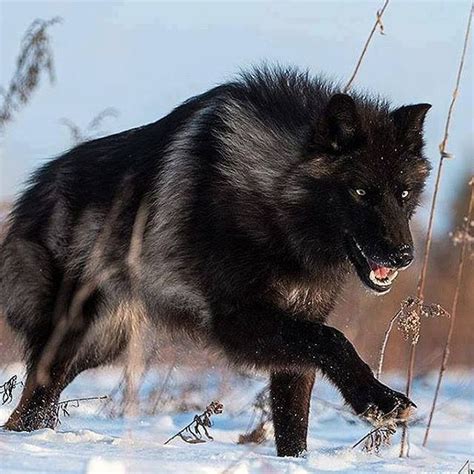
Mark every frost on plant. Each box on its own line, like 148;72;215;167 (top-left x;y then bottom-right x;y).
397;297;449;345
353;405;402;453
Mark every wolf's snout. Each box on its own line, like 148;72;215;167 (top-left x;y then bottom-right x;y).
389;244;414;269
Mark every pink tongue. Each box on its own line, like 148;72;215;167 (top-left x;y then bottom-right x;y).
370;262;390;279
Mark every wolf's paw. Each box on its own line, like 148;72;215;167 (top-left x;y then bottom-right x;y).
362;400;415;429
356;384;416;428
3;406;58;432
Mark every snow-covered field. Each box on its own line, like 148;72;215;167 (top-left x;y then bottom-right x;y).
0;365;472;473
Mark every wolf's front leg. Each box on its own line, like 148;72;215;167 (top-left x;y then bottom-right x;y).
270;370;315;457
212;303;415;456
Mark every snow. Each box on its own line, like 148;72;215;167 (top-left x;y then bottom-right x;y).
0;365;472;473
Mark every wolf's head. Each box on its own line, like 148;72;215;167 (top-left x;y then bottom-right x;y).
217;70;431;294
280;93;431;294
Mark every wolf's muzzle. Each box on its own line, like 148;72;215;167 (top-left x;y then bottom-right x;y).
388;244;414;269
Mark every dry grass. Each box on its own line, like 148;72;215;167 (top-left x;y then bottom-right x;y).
0;375;23;405
164;400;224;445
60;107;119;145
238;386;272;446
53;395;108;427
0;17;61;130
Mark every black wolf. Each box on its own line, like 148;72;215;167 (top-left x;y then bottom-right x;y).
0;67;431;456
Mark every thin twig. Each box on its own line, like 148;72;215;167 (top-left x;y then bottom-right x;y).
343;0;390;92
376;309;402;379
416;3;473;304
356;404;402;453
238;387;272;445
164;401;223;445
352;426;392;450
149;358;177;415
423;178;474;446
400;3;473;457
0;375;23;404
58;395;108;406
54;395;108;424
60;107;119;145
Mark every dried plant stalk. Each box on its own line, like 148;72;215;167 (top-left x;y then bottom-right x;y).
53;395;108;426
0;17;61;130
60;107;119;145
423;179;474;446
238;421;269;445
458;460;471;474
148;358;177;415
352;426;395;453
343;0;390;92
238;387;272;445
400;4;473;457
164;401;223;445
397;298;448;345
376;310;401;379
0;375;23;405
377;299;448;380
352;405;401;452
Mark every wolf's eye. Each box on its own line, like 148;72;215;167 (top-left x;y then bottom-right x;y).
401;190;409;198
355;189;366;196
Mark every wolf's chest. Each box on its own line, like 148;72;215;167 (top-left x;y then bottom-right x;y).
270;273;343;322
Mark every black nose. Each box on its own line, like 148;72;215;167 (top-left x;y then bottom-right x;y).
390;244;414;268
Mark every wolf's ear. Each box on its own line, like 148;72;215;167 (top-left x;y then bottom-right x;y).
391;104;431;152
314;94;363;152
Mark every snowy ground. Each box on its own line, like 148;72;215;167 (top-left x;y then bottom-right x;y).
0;365;472;473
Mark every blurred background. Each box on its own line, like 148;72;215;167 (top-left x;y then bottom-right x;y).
0;0;472;373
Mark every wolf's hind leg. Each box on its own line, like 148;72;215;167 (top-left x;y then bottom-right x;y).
5;291;137;431
270;370;316;457
3;300;96;432
0;238;64;430
4;365;69;431
3;281;116;432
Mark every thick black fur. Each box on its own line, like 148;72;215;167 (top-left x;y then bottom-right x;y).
0;67;431;456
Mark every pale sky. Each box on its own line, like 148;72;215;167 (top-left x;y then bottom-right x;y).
1;0;472;235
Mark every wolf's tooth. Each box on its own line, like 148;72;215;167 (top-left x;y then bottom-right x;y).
387;270;399;282
369;270;392;287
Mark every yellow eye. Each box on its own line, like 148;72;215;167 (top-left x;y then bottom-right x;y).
401;190;409;198
355;189;366;196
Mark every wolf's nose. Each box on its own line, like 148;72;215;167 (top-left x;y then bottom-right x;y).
390;244;414;268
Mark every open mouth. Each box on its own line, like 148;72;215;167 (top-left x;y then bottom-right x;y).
346;238;400;294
